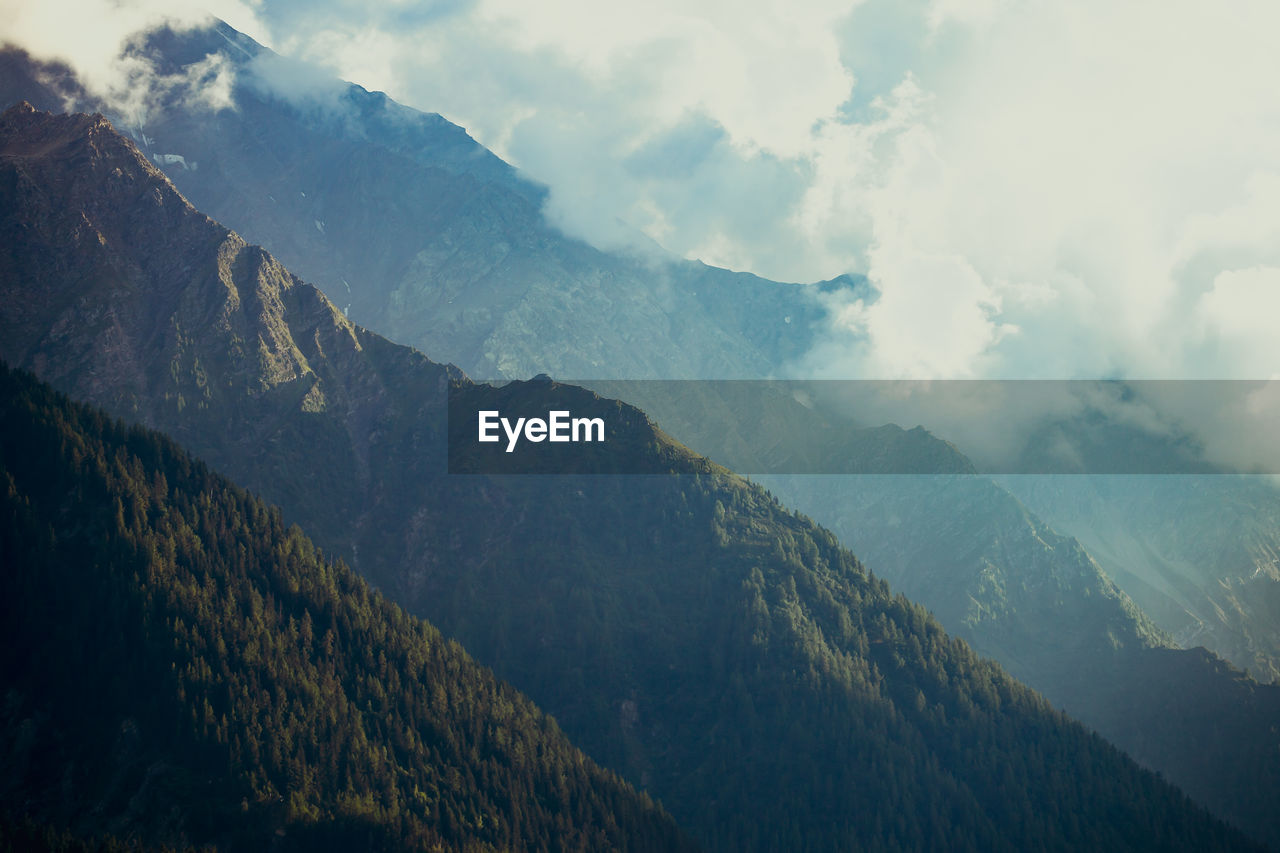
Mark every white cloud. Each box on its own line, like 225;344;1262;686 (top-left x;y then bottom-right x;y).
0;0;264;120
472;0;858;158
1197;266;1280;372
239;0;864;270
6;0;1280;382
797;0;1280;379
332;0;1279;381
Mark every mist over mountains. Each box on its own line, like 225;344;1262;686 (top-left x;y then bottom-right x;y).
2;11;1280;851
1;101;1269;851
0;22;836;382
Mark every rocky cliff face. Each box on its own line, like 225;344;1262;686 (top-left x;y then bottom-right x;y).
0;100;460;548
1002;474;1280;684
1;26;831;381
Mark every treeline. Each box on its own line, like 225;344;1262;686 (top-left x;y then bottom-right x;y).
0;362;692;852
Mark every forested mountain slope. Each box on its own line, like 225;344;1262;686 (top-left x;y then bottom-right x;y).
0;362;692;852
585;379;1280;849
0;102;1260;851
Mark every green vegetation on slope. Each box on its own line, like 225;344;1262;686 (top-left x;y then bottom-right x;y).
0;363;692;852
582;380;1280;849
759;473;1280;849
0;104;1261;851
409;467;1255;852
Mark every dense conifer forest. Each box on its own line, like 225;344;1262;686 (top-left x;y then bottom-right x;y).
0;363;692;852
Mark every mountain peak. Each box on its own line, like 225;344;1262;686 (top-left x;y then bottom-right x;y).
2;26;827;380
0;103;370;431
1;99;103;128
0;102;168;198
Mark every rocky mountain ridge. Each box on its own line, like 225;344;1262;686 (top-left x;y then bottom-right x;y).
0;102;1261;851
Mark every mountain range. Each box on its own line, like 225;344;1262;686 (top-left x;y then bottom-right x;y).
0;24;837;382
13;12;1274;664
8;19;1274;697
3;15;1280;851
0;100;1262;851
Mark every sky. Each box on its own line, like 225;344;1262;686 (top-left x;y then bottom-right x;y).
3;0;1280;385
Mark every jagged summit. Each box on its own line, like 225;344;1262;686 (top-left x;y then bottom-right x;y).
1;100;111;153
0;28;835;380
0;102;409;500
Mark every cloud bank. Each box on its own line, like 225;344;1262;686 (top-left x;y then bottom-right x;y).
0;0;264;120
236;0;1280;380
5;0;1280;382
